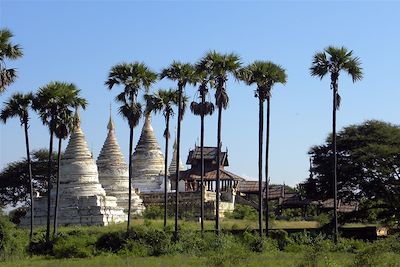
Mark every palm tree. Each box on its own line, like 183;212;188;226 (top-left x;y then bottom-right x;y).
310;46;362;243
105;62;157;232
160;62;196;239
190;67;215;232
197;51;241;234
33;84;58;243
145;89;180;229
0;28;23;94
239;61;287;237
0;92;35;240
52;85;87;237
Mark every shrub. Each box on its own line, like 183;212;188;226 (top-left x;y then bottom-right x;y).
0;214;27;261
242;231;277;253
95;231;125;253
144;228;171;256
28;232;54;256
53;236;93;258
225;204;257;220
270;229;291;250
314;213;331;227
142;206;163;219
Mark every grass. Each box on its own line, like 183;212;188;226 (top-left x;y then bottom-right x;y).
20;218;319;236
0;252;355;267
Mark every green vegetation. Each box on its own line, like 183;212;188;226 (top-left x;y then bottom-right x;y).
1;218;400;266
303;120;400;227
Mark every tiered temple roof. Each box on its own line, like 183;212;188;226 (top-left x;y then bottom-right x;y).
97;114;144;213
168;135;186;176
132;115;165;192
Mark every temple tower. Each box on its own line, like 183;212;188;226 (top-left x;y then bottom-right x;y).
168;131;186;192
21;114;127;226
132;114;165;192
168;132;186;175
97;113;144;214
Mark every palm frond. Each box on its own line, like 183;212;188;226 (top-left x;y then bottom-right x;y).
118;102;143;128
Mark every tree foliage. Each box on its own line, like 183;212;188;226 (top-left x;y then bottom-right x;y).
0;28;23;94
302;120;400;223
0;150;59;207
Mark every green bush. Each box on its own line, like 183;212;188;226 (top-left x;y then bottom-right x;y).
144;228;171;256
314;213;331;227
270;229;292;250
53;236;93;258
95;231;125;253
28;232;54;256
225;204;257;220
143;206;164;219
0;214;27;261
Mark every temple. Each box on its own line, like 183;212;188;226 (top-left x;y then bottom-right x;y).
20;110;245;226
97;113;144;214
21;115;127;226
132;115;165;192
179;146;244;192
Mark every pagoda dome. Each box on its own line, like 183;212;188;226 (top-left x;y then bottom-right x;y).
132;114;165;192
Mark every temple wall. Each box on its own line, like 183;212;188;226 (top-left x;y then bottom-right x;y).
141;191;235;219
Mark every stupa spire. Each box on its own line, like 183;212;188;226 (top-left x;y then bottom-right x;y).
168;128;185;175
97;111;144;213
132;114;165;192
107;103;115;131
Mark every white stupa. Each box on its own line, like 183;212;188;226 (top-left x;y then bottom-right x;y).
21;114;127;226
97;113;144;214
132;114;165;192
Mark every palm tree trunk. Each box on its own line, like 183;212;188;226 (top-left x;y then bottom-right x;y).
24;122;34;240
258;98;264;237
175;85;183;240
216;105;222;235
164;115;170;229
127;125;134;232
45;130;54;243
53;138;62;237
332;82;338;244
265;97;271;237
200;91;205;233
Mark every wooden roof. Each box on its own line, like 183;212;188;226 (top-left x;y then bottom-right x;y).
182;168;245;181
186;146;228;166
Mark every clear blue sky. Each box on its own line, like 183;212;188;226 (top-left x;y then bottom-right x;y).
1;1;399;186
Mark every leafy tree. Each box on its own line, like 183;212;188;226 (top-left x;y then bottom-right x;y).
310;46;363;242
145;89;180;228
0;150;58;207
0;92;34;239
191;62;215;232
238;61;287;237
197;51;241;234
0;28;23;94
160;61;196;239
106;62;157;232
303;120;400;226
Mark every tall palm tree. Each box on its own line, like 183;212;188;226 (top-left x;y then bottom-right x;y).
33;83;59;243
106;62;157;232
160;61;196;239
190;67;214;232
239;61;287;237
310;46;362;243
0;92;35;240
52;85;87;237
197;51;241;234
145;89;180;229
0;28;23;94
33;81;87;242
